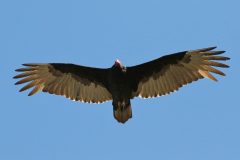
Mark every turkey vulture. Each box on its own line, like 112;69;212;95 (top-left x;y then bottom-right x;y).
14;47;230;123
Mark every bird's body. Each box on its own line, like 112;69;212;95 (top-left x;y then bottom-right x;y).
108;63;133;123
14;47;230;123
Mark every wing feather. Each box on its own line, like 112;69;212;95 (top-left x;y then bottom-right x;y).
127;47;230;98
14;63;112;103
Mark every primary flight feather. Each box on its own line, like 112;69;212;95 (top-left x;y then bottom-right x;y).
14;47;230;123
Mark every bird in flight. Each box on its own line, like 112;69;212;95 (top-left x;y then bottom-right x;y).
14;47;230;123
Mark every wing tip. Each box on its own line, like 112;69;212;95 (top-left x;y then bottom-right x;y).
28;93;34;96
212;78;218;82
13;75;18;79
204;46;217;51
210;46;217;50
22;63;38;66
225;64;230;68
22;63;32;66
15;81;20;85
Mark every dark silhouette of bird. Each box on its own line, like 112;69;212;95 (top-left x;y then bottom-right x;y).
14;47;230;123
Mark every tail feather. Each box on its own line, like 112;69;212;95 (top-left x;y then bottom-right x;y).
113;102;132;123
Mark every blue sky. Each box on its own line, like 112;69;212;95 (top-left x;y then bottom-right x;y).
1;0;239;160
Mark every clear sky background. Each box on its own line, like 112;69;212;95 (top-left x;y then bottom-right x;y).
0;0;239;160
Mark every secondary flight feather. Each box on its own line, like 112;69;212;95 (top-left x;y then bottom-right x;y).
14;47;230;123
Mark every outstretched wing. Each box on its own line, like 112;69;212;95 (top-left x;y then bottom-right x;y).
127;47;230;98
14;63;112;103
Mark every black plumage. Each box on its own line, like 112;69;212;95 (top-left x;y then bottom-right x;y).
14;47;230;123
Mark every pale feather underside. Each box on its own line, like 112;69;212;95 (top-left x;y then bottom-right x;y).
14;64;112;103
131;47;230;98
14;47;230;103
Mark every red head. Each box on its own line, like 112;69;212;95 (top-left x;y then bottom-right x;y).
113;59;126;72
114;59;122;67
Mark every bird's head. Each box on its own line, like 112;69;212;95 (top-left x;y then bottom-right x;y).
114;59;122;67
113;59;126;72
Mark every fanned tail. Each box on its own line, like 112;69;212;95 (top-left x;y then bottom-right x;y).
113;101;132;123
